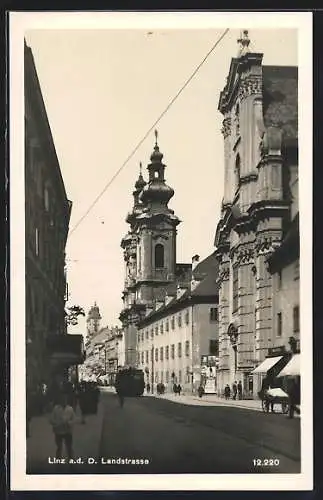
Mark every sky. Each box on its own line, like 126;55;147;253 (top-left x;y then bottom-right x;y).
24;27;297;335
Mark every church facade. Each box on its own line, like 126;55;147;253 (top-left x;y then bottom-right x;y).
214;32;299;397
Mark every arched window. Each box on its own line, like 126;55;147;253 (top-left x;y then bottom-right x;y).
235;154;241;192
155;243;164;269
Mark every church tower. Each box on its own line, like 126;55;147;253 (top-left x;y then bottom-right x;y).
86;302;102;340
136;130;181;304
120;131;181;366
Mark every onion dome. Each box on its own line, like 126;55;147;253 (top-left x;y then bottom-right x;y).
87;302;101;320
134;162;147;191
140;130;175;206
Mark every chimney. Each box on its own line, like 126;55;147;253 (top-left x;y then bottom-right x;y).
176;284;187;300
145;304;154;317
165;293;175;306
155;300;164;311
192;254;200;271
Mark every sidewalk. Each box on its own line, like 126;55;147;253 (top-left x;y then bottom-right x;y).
26;399;105;473
146;392;301;416
145;392;263;410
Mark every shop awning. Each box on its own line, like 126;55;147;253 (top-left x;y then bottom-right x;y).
252;356;283;374
278;354;300;377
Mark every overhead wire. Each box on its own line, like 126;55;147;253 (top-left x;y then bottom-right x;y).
68;28;230;238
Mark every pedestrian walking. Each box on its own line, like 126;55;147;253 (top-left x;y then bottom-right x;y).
224;384;231;400
232;381;238;400
77;382;89;424
115;374;127;408
49;393;76;460
177;384;182;396
237;381;243;400
198;385;204;398
288;379;299;419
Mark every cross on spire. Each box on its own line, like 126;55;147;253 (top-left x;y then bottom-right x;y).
154;129;158;145
139;161;142;175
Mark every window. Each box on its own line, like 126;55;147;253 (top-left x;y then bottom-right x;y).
232;265;239;313
166;371;169;383
138;246;141;272
210;307;218;322
155;326;159;336
160;347;164;361
155;244;164;269
185;340;190;357
235;154;241;192
160;323;164;334
293;306;300;333
35;228;39;256
146;330;149;340
151;328;154;339
165;345;169;360
178;342;182;358
171;316;175;330
155;348;158;362
171;344;175;359
185;310;190;325
146;351;149;363
271;165;281;189
209;339;219;356
235;102;240;136
294;260;300;281
142;332;144;342
166;320;169;332
141;352;144;364
178;313;182;327
277;312;282;337
154;171;159;179
150;349;154;362
278;270;282;290
161;372;164;383
44;186;50;212
137;333;141;343
155;372;158;383
179;370;182;383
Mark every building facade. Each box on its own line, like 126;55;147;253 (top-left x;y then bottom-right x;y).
214;31;299;397
25;41;84;393
83;321;124;384
137;254;219;393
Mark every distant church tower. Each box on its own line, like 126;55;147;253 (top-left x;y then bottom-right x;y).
86;302;102;339
120;131;180;365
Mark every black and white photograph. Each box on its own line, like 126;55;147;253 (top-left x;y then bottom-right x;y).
9;11;313;491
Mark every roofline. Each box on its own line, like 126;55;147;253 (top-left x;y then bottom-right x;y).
24;40;70;216
137;294;218;328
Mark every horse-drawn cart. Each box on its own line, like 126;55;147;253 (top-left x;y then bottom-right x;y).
258;387;289;414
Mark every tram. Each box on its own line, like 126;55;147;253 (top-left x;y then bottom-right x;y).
115;367;145;397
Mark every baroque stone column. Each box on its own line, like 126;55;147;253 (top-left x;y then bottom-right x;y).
217;250;230;391
234;239;257;383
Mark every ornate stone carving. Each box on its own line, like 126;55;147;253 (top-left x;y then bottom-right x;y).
238;76;262;102
228;323;238;346
221;117;232;138
255;233;282;256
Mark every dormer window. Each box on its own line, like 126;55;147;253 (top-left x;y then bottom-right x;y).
154;171;159;179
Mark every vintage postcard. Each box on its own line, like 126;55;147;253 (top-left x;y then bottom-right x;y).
9;10;313;491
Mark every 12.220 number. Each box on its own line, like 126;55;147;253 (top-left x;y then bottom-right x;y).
253;458;280;467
